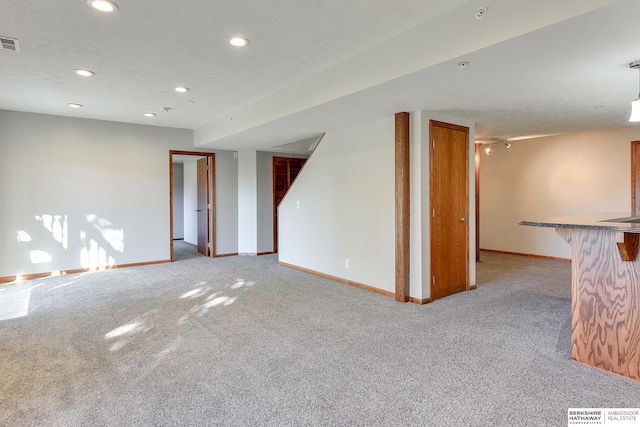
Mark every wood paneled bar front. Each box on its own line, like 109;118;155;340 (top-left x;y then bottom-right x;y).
521;213;640;381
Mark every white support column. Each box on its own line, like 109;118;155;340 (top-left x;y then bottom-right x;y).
238;150;258;255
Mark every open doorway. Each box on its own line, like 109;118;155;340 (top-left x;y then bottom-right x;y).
169;151;215;261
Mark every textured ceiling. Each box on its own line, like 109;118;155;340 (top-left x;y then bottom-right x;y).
1;0;639;150
0;0;466;129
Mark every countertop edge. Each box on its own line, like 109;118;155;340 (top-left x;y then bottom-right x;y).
519;213;640;233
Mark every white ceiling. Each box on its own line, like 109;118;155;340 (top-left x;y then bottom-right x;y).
1;0;639;150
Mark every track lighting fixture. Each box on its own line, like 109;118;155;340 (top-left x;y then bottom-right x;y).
630;61;640;122
482;138;512;155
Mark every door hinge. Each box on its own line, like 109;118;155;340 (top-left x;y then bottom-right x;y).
207;203;211;209
432;276;436;286
432;209;435;218
432;140;435;150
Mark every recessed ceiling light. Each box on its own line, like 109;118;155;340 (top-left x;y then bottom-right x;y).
68;103;83;108
74;69;95;77
143;112;156;117
229;37;249;47
174;86;190;93
87;0;118;12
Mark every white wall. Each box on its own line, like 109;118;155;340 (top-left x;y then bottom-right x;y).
183;159;198;245
237;150;258;255
279;113;476;300
172;163;184;239
214;151;238;255
279;117;397;292
480;125;640;259
0;110;198;278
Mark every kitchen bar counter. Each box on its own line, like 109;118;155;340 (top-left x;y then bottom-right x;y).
521;213;640;381
520;212;640;232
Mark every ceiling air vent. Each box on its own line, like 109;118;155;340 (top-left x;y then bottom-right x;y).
1;37;21;52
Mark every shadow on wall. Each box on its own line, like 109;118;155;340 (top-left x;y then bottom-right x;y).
15;213;124;274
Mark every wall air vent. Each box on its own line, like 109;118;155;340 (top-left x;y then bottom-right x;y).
1;37;21;52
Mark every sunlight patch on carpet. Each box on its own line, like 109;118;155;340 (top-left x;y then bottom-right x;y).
0;282;32;320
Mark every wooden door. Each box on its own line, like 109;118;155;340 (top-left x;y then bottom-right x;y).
196;157;209;256
430;120;469;300
273;157;306;252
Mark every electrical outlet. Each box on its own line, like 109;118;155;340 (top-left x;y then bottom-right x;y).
345;259;350;268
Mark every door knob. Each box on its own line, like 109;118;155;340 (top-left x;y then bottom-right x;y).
461;217;467;222
195;209;202;212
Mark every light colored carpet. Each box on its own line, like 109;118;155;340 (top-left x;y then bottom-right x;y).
0;250;638;426
172;240;205;261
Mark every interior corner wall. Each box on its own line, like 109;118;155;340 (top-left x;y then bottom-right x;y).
237;150;258;255
480;125;640;259
256;151;275;253
256;151;309;254
278;116;396;292
0;109;197;278
172;163;184;239
214;151;238;256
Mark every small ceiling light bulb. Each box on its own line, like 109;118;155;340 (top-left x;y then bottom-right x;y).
143;112;156;117
74;69;95;77
174;86;190;93
68;103;83;108
484;146;492;155
504;142;511;148
230;37;249;47
87;0;118;12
